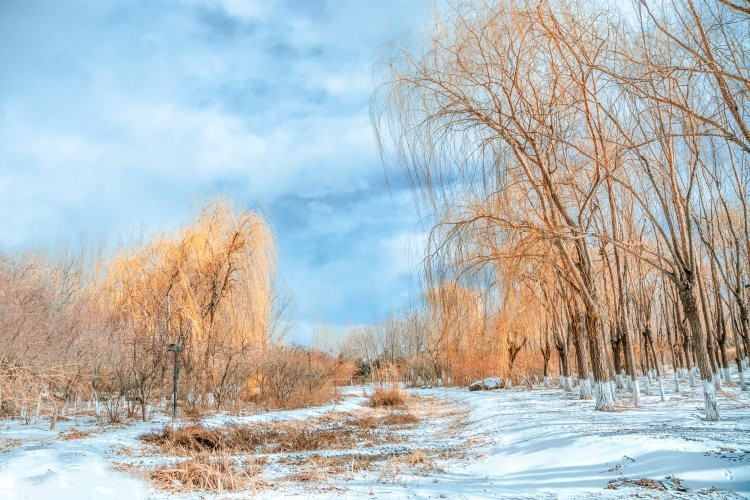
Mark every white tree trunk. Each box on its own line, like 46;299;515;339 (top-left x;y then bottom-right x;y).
712;372;721;391
702;379;719;421
738;369;747;391
595;381;615;411
657;376;665;402
562;376;573;392
674;370;680;392
632;378;641;405
579;379;592;400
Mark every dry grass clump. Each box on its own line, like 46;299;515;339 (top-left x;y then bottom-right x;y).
285;454;377;485
142;421;361;455
142;424;268;454
401;448;429;466
369;387;406;408
346;411;418;428
59;428;94;440
282;428;355;452
347;415;378;429
382;412;419;426
150;453;267;493
1;438;21;451
606;477;667;491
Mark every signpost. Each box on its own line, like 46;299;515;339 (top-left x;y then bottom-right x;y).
167;343;183;420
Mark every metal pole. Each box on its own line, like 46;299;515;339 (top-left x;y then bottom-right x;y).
173;349;178;420
168;343;182;421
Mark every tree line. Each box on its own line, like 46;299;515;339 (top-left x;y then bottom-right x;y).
0;198;346;428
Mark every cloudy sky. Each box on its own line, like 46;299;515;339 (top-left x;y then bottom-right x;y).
0;0;431;343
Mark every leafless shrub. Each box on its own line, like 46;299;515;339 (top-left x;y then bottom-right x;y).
254;345;351;410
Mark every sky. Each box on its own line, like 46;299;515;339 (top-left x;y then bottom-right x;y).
0;0;432;344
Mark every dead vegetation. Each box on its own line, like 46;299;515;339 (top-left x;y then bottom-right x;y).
59;428;94;440
142;420;375;456
150;453;268;493
607;477;667;492
382;412;419;426
369;386;406;408
136;392;461;495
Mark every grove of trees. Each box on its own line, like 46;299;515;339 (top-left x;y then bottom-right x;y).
0;198;345;428
369;0;749;420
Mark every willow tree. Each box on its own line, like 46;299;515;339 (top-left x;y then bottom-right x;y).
373;0;747;419
105;198;275;413
373;0;621;410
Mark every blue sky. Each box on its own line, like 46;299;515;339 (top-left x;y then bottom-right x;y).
0;0;430;343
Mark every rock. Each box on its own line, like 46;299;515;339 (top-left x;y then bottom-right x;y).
483;377;502;389
468;377;502;391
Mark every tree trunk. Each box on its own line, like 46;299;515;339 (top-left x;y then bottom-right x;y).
570;312;591;399
611;333;623;389
557;344;572;392
679;286;720;420
585;310;614;411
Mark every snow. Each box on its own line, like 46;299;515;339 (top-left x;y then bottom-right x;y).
0;376;748;499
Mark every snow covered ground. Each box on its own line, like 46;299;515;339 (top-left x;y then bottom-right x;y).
0;378;748;499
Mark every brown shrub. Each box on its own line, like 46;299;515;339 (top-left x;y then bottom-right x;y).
254;346;353;410
369;387;405;408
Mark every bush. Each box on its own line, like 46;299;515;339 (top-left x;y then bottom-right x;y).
254;345;352;410
369;386;406;407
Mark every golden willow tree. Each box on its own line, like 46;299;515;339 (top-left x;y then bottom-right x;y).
105;198;275;416
373;0;748;419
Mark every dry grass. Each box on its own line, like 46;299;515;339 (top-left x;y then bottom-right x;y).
382;412;419;426
378;448;443;483
1;438;21;452
400;448;429;466
142;424;267;454
606;477;667;492
369;387;406;408
135;390;464;494
347;415;378;429
59;428;94;440
150;453;267;493
142;421;363;455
